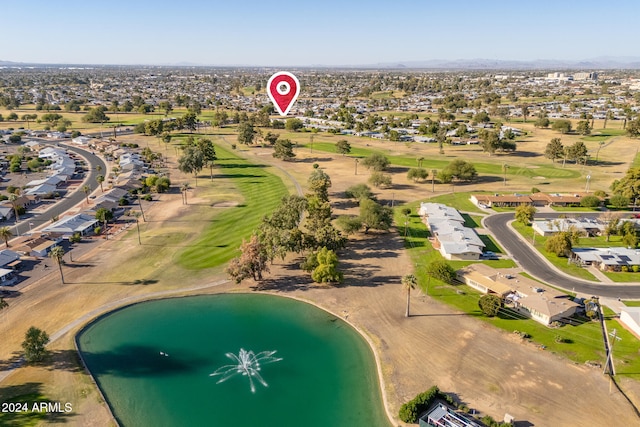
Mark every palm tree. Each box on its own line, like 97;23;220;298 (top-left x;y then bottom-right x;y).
0;227;13;247
49;246;65;284
181;183;190;205
8;193;20;223
96;175;105;192
401;274;418;318
82;185;91;204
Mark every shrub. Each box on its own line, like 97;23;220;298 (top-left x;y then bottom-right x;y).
580;195;601;208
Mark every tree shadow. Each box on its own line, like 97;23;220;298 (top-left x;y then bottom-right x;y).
297;157;333;163
76;345;211;378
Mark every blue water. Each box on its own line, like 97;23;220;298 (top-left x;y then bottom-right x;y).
77;294;390;427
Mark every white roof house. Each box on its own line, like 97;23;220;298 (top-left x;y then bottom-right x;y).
25;183;58;196
419;202;484;260
42;213;98;236
418;202;465;223
571;247;640;271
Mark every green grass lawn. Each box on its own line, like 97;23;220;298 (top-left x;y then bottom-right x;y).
550;206;602;212
428;192;484;213
623;301;640;307
510;221;598;281
175;145;288;269
293;141;581;182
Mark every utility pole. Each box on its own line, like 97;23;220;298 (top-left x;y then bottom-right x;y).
603;328;622;376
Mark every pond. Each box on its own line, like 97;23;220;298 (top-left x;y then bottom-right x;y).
77;293;390;427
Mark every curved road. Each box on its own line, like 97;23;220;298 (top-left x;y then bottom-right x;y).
10;140;107;235
484;212;640;299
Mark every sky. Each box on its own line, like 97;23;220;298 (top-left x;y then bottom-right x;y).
2;0;639;66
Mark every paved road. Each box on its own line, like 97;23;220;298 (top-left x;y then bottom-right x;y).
10;140;107;235
484;212;640;299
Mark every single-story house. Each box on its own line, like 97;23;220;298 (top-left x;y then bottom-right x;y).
0;206;13;221
419;403;481;427
457;264;579;325
419;203;484;260
17;236;61;257
571;247;640;271
620;307;640;340
532;217;604;237
42;213;98;237
25;183;58;196
0;268;16;286
0;249;21;269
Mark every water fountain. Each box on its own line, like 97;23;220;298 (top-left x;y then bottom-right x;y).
210;348;282;393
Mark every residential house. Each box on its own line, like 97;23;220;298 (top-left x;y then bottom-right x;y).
420;403;481;427
571;247;640;272
457;264;579;325
419;203;484;260
532;217;604;237
42;213;98;237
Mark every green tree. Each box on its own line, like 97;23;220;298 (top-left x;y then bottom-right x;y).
273;139;296;161
237;122;256;144
95;207;114;230
515;204;536;225
196;138;217;179
311;247;343;284
22;326;50;363
178;146;205;186
545;227;582;257
478;294;503;317
225;235;269;283
82;107;110;123
335;215;363;235
407;168;429;182
49;246;65;284
308;169;332;202
552;119;572;134
158;101;173;116
580;195;601;208
627;118;640;137
610;168;640;201
402;274;418;317
544;138;564;163
335;140;351;156
534;116;550;128
567;141;588;164
359;198;393;233
425;259;455;283
285;118;304;131
368;171;392;188
609;194;630;209
344;184;375;201
479;129;500;155
576;120;591;135
442;159;477;182
0;226;13;247
362;153;390;171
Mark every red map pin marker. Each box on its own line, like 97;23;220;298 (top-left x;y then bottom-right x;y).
267;71;300;116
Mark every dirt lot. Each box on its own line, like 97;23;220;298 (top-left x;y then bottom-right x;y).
1;133;639;426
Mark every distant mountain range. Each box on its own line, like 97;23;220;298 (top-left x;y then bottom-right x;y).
3;57;640;70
